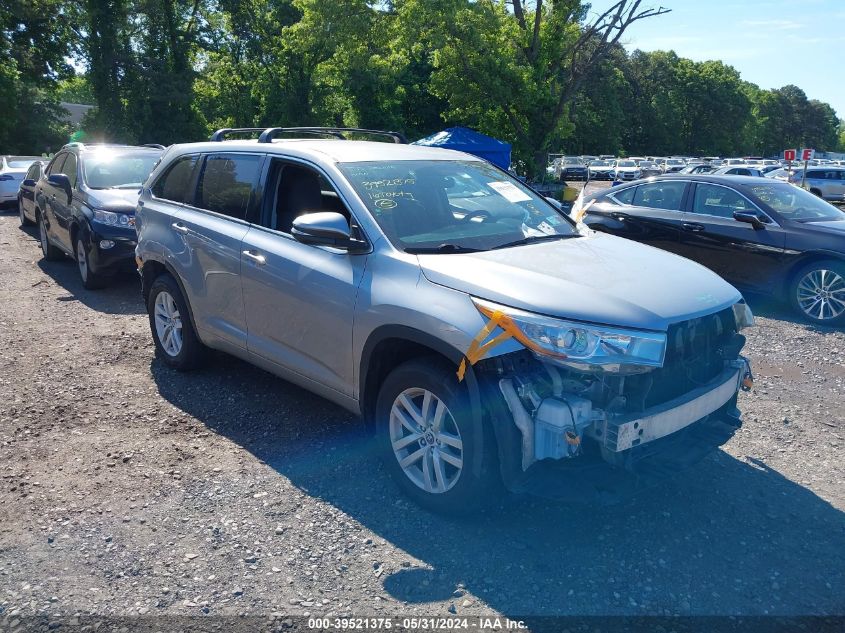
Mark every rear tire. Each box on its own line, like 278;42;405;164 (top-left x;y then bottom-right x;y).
147;273;206;370
790;259;845;326
37;211;63;261
809;188;822;198
18;198;32;227
376;357;499;514
75;237;108;290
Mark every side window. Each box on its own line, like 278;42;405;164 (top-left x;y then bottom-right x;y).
692;184;754;219
62;153;78;188
610;187;636;205
806;170;823;180
632;181;686;211
47;154;66;177
26;163;40;180
152;155;199;204
263;160;353;235
195;153;261;220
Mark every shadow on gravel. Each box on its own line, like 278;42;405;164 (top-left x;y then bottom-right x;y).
34;248;144;316
151;353;845;618
743;292;843;334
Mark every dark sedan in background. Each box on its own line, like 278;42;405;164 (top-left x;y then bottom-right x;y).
579;175;845;325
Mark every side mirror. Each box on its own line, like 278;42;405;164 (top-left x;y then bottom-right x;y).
291;212;363;250
733;210;766;229
22;178;36;187
544;196;562;209
48;173;72;202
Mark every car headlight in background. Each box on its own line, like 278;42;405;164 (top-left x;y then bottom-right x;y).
93;209;133;227
472;298;667;374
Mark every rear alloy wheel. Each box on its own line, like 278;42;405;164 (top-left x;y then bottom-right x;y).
376;357;498;514
75;237;107;290
791;261;845;326
18;198;32;227
38;212;62;261
147;273;205;370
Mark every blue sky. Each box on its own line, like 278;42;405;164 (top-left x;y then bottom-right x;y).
587;0;845;118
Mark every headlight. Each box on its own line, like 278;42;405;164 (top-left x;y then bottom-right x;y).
732;301;755;331
93;209;132;226
472;298;666;374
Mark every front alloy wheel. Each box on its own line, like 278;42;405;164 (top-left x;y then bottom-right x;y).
389;388;464;494
75;238;107;289
791;260;845;326
376;358;498;513
796;268;845;322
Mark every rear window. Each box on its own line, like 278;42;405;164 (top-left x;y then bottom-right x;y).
195;154;262;220
152;155;199;204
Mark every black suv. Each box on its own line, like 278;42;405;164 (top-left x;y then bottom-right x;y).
36;143;163;288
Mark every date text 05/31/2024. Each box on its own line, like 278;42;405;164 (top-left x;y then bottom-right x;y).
307;617;528;631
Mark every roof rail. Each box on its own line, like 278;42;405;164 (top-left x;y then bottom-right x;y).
258;127;408;144
141;143;166;150
62;142;85;149
209;128;268;142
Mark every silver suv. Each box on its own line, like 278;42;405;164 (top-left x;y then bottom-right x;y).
135;127;754;512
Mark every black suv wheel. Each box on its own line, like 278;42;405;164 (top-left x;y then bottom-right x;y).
38;211;63;261
75;237;108;290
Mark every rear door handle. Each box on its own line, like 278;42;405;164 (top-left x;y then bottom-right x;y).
242;250;266;265
682;222;705;232
171;222;188;234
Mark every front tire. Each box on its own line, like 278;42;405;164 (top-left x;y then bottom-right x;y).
37;211;63;261
75;237;108;290
147;273;205;370
376;357;498;514
790;260;845;326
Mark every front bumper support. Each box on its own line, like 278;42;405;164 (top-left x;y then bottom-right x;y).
591;365;744;452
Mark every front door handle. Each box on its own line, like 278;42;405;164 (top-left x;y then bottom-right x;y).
682;222;705;232
171;222;188;234
242;250;266;265
610;212;628;221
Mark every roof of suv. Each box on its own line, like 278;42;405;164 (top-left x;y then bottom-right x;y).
62;143;164;155
168;139;483;164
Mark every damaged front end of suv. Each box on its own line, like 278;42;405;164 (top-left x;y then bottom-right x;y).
470;298;755;501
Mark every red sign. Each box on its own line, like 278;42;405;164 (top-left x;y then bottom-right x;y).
801;148;815;161
783;149;796;161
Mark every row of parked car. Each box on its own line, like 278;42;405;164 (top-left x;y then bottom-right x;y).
0;129;839;512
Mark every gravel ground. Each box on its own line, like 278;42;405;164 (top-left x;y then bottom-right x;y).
0;210;843;626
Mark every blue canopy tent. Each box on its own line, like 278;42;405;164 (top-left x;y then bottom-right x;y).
412;127;512;170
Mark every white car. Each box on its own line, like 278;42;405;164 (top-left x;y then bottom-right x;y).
612;159;641;181
0;155;41;208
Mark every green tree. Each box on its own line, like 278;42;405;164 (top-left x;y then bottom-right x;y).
396;0;669;174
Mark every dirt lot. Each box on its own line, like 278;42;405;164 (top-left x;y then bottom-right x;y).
1;210;843;625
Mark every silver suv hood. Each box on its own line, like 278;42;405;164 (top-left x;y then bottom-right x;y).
417;232;742;331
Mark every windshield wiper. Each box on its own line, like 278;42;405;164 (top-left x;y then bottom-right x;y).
491;234;579;250
404;243;483;254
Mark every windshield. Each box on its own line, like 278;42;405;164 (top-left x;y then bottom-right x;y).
6;157;39;169
563;157;582;165
640;161;657;168
666;159;684;165
339;160;577;252
590;160;610;167
748;183;845;222
83;150;161;189
616;160;636;167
